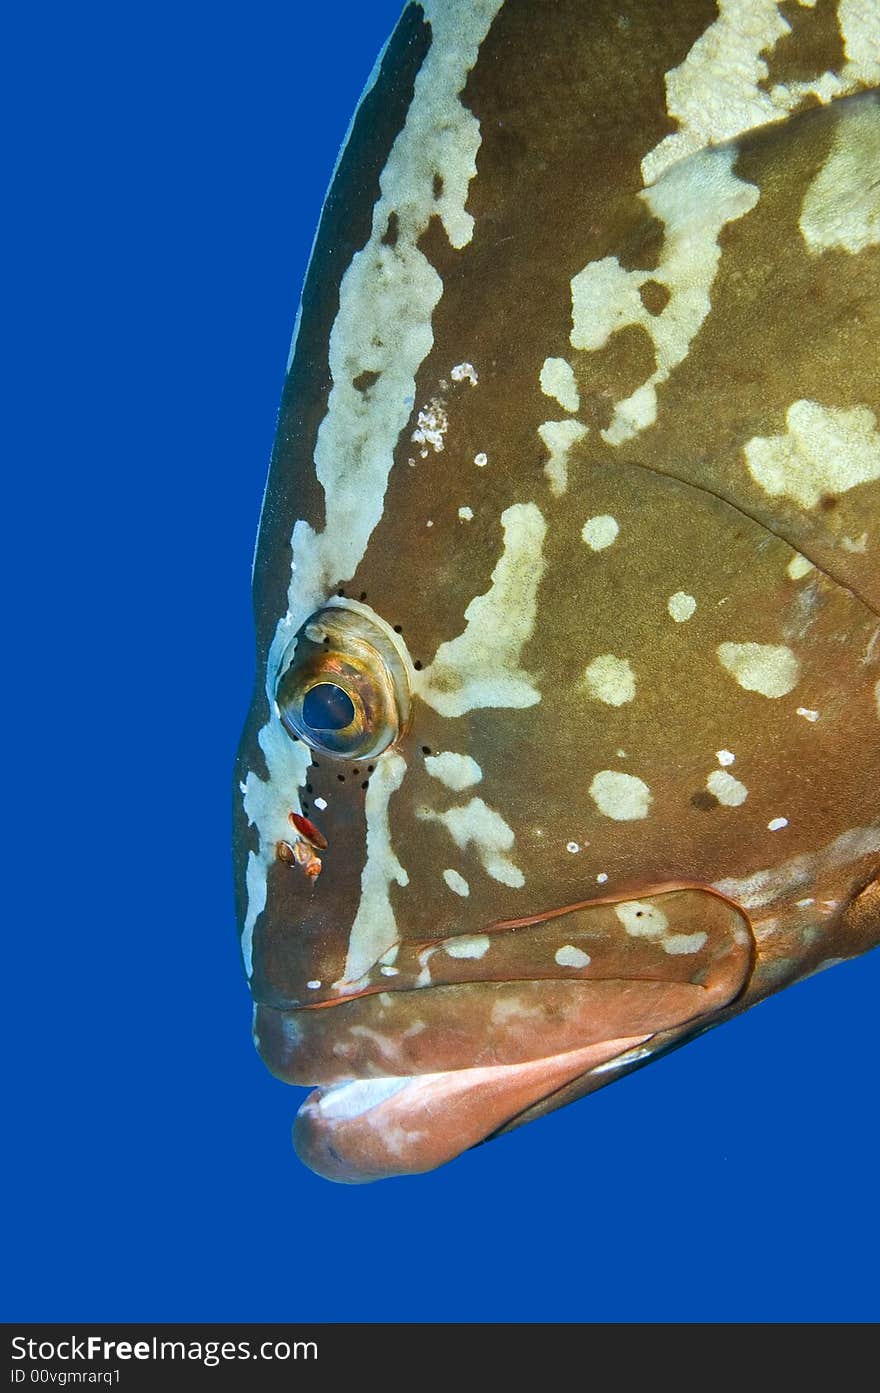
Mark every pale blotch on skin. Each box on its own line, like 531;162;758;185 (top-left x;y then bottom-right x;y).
570;146;758;445
614;901;669;938
667;591;696;622
539;356;580;413
787;553;814;580
555;945;591;969
416;503;547;717
458;505;474;522
450;361;478;385
442;868;470;897
589;771;652;821
707;768;748;807
581;514;619;550
744;400;880;508
425;751;482;791
336;753;409;987
583;653;636;707
538;419;588;496
797;706;820;723
799;96;880;254
444;934;491;960
418;797;525;888
663;932;708;955
716;641;800;698
716;749;735;766
768;816;789;832
641;0;880;186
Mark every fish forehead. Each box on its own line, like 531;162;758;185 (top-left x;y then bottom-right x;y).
236;0;880;1009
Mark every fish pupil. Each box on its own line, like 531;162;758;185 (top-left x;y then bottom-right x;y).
302;683;355;733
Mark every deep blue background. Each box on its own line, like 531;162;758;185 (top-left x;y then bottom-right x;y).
6;2;878;1323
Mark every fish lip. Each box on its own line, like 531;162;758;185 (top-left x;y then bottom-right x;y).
291;1034;653;1183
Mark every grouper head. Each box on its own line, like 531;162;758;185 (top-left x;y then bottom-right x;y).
233;0;880;1181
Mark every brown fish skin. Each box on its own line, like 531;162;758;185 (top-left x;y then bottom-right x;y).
233;0;880;1182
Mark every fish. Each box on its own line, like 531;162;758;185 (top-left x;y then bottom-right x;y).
233;0;880;1183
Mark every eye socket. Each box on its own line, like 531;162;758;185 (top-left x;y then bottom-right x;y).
275;604;411;760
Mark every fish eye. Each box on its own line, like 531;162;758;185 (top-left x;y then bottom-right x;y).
275;603;411;760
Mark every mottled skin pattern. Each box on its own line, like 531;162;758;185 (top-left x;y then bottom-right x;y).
234;0;880;1181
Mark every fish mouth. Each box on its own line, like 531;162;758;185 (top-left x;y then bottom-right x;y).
260;885;755;1182
292;1035;652;1183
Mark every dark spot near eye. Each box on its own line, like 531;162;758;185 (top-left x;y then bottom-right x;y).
352;768;359;776
359;592;367;602
432;171;443;198
635;911;643;918
323;635;331;644
691;790;720;812
381;211;399;247
414;660;422;670
639;279;671;316
421;745;431;755
337;587;346;596
393;624;403;633
361;781;369;790
306;783;313;794
337;774;346;782
367;764;375;773
819;493;838;512
352;370;379;394
312;761;320;769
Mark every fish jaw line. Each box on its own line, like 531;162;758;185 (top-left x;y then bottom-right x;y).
291;1035;652;1184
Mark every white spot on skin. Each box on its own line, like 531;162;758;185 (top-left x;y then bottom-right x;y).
583;654;636;707
840;532;868;553
590;771;652;821
615;901;669;938
425;751;482;790
474;451;488;467
442;868;470;897
336;753;409;987
444;934;491;960
663;932;708;955
581;514;619;550
306;980;321;990
450;361;478;385
457;505;474;521
411;397;448;452
797;707;820;722
787;554;814;580
539;357;580;413
555;945;591;969
744;400;880;509
800;96;880;254
570;146;758;445
566;842;580;854
538;419;588;496
668;591;697;622
419;798;525;887
707;769;749;807
641;0;880;187
717;641;800;697
768;817;789;831
716;749;735;766
314;796;328;811
380;965;399;977
596;872;609;884
416;503;546;716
